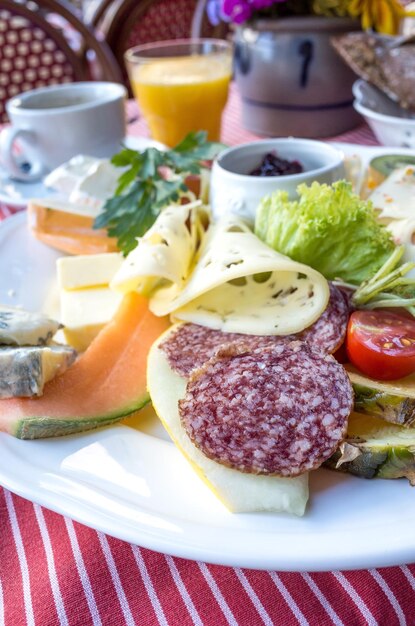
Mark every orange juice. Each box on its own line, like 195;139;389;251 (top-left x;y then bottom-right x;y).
130;55;232;147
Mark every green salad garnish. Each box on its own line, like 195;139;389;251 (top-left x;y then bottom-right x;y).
255;180;415;315
255;180;395;285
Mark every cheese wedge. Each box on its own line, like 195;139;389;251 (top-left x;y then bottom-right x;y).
147;327;309;516
0;345;76;398
28;202;117;256
0;306;61;346
27;155;120;256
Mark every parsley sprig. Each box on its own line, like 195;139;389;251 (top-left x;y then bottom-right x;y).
94;131;225;254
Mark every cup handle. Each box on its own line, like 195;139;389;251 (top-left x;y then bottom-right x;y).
0;126;44;181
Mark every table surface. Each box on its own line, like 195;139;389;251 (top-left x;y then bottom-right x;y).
125;82;380;147
1;85;415;626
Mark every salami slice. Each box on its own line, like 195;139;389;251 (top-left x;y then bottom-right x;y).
179;341;353;477
160;283;349;377
159;324;277;377
297;282;349;354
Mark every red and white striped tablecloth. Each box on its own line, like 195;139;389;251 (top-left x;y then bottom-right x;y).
1;85;415;626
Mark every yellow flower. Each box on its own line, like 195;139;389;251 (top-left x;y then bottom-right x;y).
347;0;415;34
312;0;350;16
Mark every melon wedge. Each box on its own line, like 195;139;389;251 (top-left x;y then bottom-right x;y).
0;293;170;439
147;326;309;515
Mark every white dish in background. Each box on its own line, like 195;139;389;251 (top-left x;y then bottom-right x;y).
2;144;415;571
0;135;164;210
353;79;415;149
210;138;345;222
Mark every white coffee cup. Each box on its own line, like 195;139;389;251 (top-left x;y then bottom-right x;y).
0;82;127;181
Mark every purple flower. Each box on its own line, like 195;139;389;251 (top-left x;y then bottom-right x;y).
215;0;288;25
222;0;253;23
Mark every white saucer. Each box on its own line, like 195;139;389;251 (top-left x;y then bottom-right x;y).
0;136;164;210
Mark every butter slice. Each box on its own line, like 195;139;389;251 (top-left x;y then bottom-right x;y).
60;288;123;351
40;155;121;216
57;253;123;291
57;252;124;351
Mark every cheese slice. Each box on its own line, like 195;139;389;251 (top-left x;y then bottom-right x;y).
57;253;123;291
27;197;102;219
147;328;309;515
27;202;117;256
150;216;329;335
0;344;76;398
0;306;61;346
28;157;121;257
111;201;209;296
369;165;415;220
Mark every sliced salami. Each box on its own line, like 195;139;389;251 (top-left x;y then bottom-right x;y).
159;324;278;377
160;283;349;377
297;282;349;354
179;341;353;477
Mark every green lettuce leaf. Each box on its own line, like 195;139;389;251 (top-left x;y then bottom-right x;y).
255;180;395;285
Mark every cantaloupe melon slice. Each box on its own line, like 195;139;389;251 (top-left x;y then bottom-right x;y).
0;293;170;439
147;326;309;515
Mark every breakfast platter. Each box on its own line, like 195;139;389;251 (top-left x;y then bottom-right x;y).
1;139;415;572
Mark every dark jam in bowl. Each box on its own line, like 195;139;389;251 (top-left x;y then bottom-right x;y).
250;151;304;176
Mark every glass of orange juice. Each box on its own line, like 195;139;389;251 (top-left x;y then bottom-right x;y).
125;39;233;147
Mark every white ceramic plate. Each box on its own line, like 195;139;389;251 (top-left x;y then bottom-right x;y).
0;136;164;209
2;145;415;572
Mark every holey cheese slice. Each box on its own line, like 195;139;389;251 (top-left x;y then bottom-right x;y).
151;216;329;335
147;329;309;515
111;201;209;296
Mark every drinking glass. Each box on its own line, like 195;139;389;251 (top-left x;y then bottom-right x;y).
125;39;233;147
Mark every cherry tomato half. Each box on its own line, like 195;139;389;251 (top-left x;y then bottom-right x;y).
346;310;415;381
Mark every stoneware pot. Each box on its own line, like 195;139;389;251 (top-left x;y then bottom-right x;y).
233;16;361;138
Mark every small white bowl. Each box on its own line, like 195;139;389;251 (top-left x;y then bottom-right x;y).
353;79;415;149
210;138;345;222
